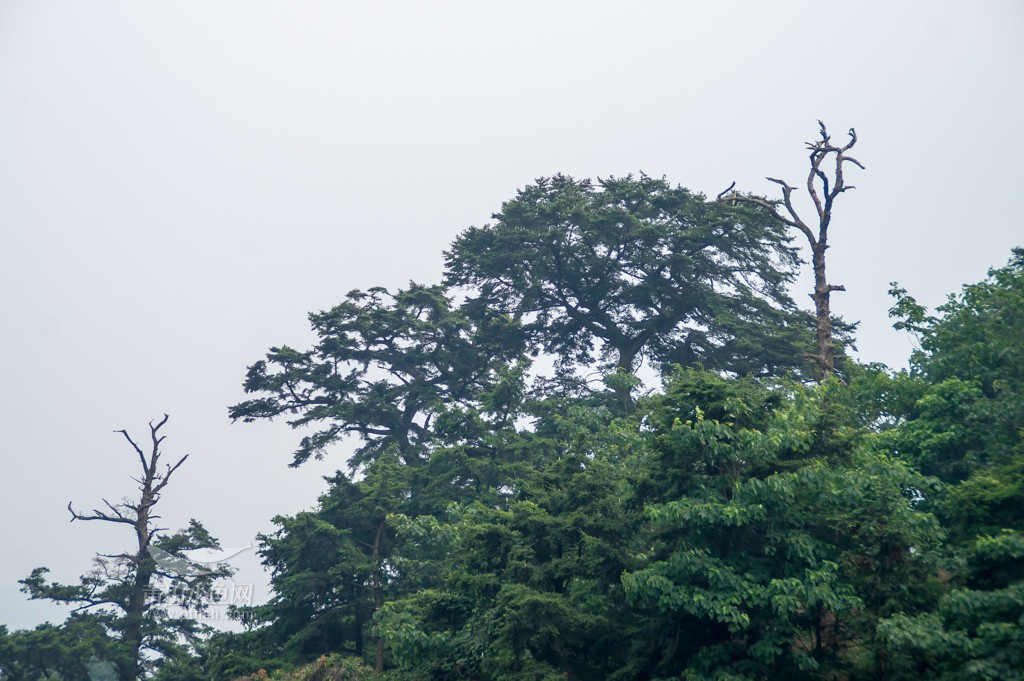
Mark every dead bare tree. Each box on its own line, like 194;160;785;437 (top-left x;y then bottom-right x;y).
719;120;864;380
67;414;186;680
22;415;228;681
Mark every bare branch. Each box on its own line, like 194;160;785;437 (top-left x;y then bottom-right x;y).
102;499;123;514
842;127;857;152
716;181;737;201
116;429;147;470
68;500;136;526
152;454;189;495
97;552;135;561
814;167;830;201
765;176;796;192
765;177;817;246
729;194;787;219
70;597;127;614
806;149;828;222
152;414;171;433
844;156;865;170
148;414;171;473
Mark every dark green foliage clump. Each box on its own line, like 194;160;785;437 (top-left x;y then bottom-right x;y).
444;173;817;379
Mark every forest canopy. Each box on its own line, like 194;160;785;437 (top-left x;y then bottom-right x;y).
4;171;1022;681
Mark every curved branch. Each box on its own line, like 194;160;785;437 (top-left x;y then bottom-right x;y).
716;181;737;201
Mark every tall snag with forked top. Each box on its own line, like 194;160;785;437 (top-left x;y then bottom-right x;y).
720;121;864;380
20;415;231;680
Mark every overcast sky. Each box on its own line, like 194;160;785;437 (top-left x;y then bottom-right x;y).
1;1;1022;631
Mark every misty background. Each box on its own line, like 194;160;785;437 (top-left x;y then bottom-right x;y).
1;1;1021;630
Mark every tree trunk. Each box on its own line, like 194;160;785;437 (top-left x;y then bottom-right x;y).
119;492;158;681
612;339;645;411
120;562;153;681
811;244;835;381
614;348;636;409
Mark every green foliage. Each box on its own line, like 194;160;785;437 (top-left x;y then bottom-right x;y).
444;173;818;379
377;403;641;680
622;371;942;680
907;248;1024;391
887;250;1024;537
229;284;525;468
231;461;406;664
18;520;231;678
231;654;384;681
0;615;118;681
867;250;1024;679
151;629;297;681
877;531;1024;681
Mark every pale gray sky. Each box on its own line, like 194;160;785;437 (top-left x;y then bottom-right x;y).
1;1;1022;630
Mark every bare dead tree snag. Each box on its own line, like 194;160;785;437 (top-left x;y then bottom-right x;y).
22;415;231;679
720;121;864;380
64;415;183;680
62;415;186;681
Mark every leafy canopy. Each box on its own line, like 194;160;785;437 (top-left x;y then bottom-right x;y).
445;173;813;378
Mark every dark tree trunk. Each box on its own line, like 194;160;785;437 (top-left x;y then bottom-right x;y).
612;333;650;409
811;244;835;381
613;346;639;409
120;560;153;681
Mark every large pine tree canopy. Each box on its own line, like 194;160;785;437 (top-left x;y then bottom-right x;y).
444;174;818;379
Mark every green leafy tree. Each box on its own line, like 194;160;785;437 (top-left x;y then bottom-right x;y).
151;628;294;681
0;614;117;681
444;173;815;402
886;249;1024;535
235;457;409;673
371;370;943;681
378;402;643;680
872;250;1024;680
229;284;524;469
622;370;942;680
232;380;540;678
877;530;1024;681
228;284;530;674
230;653;383;681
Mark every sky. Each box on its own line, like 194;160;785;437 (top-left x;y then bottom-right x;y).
1;1;1022;631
